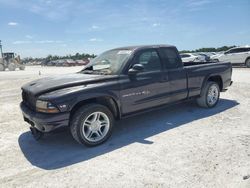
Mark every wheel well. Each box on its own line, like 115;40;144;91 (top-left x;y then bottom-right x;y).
245;57;250;64
208;76;223;91
69;97;120;121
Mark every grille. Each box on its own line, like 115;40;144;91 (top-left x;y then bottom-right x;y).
22;90;36;110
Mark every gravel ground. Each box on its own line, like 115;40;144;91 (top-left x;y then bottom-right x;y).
0;66;249;188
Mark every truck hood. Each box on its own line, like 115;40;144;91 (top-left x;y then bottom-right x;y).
22;73;116;96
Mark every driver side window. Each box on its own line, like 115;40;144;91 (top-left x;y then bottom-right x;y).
136;50;161;72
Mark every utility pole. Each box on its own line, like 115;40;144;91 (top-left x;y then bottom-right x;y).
0;40;3;58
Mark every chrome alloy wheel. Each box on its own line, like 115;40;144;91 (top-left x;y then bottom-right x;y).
207;84;219;106
82;112;110;142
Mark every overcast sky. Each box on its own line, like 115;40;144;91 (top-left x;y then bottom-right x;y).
0;0;249;58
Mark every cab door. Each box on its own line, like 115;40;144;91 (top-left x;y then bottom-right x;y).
159;47;188;102
119;49;168;115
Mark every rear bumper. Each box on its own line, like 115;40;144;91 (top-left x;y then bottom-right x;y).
20;102;70;132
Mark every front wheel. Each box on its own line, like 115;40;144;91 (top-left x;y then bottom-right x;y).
197;81;220;108
70;104;114;146
8;63;16;71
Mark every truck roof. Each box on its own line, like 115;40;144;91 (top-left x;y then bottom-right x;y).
112;44;175;51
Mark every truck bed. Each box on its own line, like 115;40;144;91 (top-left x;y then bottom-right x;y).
183;61;232;98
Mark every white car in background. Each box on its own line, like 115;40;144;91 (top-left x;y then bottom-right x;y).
180;53;206;63
205;52;217;57
210;52;223;60
211;46;250;67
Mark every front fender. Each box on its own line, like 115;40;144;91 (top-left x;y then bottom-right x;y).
69;91;121;112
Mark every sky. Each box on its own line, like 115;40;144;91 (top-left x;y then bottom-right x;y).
0;0;249;58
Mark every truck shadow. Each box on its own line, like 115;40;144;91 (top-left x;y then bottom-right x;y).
18;99;239;170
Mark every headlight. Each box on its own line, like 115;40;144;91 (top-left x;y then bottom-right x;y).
36;100;59;113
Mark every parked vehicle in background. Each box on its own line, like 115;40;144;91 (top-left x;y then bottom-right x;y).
46;61;56;66
180;53;206;63
31;61;42;65
208;52;217;56
54;60;65;66
41;59;89;67
41;60;49;66
62;59;76;66
75;59;89;66
211;46;250;67
210;52;224;61
20;44;233;146
194;52;210;62
0;52;25;71
205;52;217;56
0;40;25;71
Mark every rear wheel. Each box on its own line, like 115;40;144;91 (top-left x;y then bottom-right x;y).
197;81;220;108
70;104;114;146
8;63;16;71
0;64;5;71
246;59;250;68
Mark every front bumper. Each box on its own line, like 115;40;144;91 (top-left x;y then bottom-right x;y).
20;102;70;132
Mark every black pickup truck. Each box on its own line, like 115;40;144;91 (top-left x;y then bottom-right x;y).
20;45;233;146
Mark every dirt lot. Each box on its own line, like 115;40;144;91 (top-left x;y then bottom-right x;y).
0;66;249;188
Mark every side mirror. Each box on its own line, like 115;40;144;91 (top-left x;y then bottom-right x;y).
128;64;144;75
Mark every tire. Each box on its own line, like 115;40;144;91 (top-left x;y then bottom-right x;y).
246;59;250;68
196;81;220;108
8;63;16;71
19;65;25;70
70;104;114;146
0;63;5;71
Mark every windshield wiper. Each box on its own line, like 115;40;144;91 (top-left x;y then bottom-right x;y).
80;70;94;74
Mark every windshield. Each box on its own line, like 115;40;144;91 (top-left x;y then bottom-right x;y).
81;49;132;75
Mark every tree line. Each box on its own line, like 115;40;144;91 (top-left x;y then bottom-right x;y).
22;52;96;64
179;45;236;53
46;53;96;61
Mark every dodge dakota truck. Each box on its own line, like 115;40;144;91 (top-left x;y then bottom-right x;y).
20;45;233;146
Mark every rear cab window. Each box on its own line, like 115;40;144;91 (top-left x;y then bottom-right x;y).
160;47;182;69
